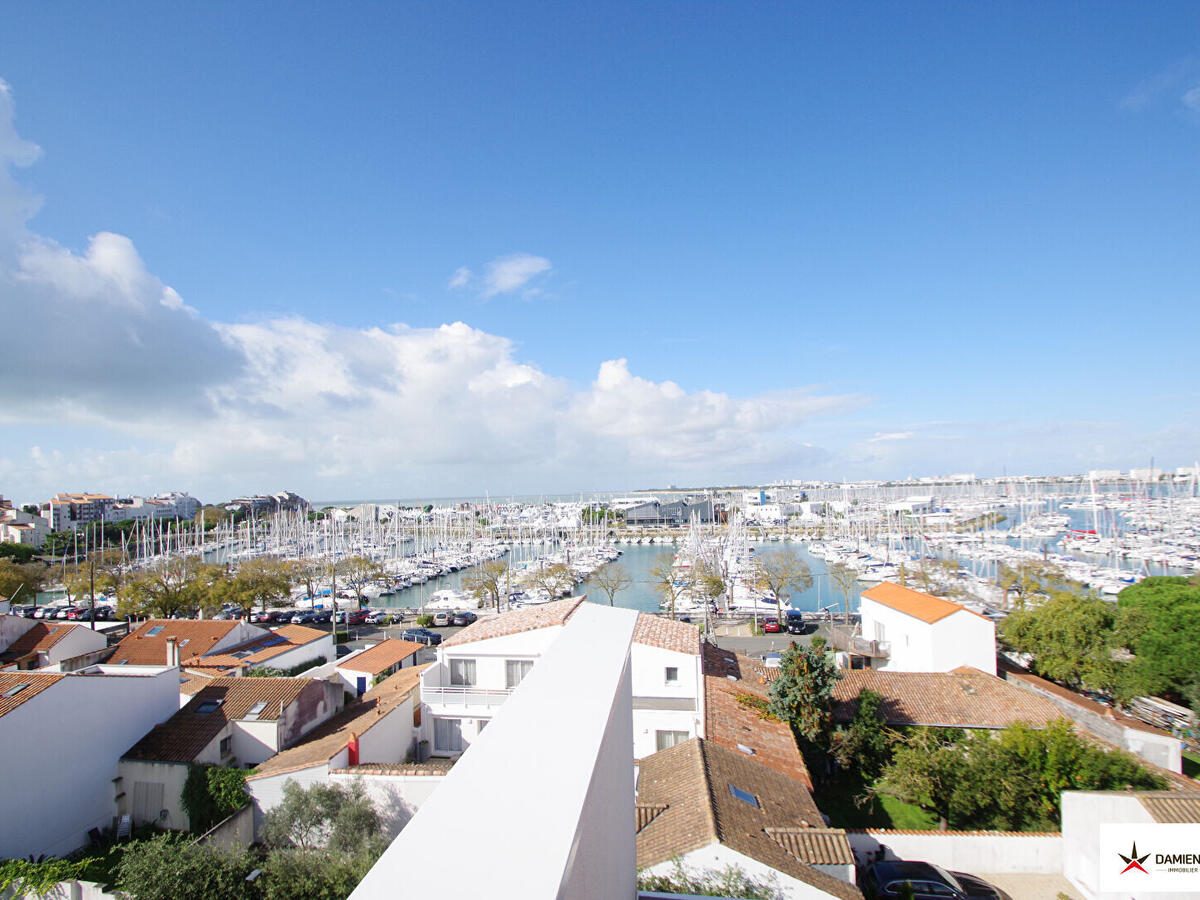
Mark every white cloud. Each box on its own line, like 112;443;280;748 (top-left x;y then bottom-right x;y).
447;266;471;289
867;431;914;443
482;253;551;297
1183;86;1200;112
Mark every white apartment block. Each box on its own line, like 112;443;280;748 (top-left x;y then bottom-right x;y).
418;597;704;761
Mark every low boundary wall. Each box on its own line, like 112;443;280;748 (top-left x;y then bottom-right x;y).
848;830;1062;874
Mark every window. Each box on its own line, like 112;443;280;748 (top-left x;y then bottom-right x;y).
195;700;222;715
245;701;268;720
505;659;533;689
664;667;679;684
2;683;29;698
435;718;464;752
655;730;690;751
736;743;756;756
729;784;759;808
146;626;165;637
449;659;476;686
219;736;233;757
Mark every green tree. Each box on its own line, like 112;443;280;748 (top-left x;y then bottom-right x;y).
260;779;382;852
0;542;37;563
215;556;294;616
873;727;967;831
830;688;893;780
1000;588;1118;691
181;764;248;833
526;562;576;604
260;846;384;900
0;559;47;604
637;861;782;899
767;641;840;744
751;549;813;621
464;559;510;611
124;557;224;618
591;562;632;607
337;555;385;607
1114;576;1200;711
115;833;257;900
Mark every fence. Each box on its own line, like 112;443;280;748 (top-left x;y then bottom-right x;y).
848;829;1063;874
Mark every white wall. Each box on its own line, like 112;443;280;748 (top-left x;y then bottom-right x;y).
849;830;1063;875
930;612;996;675
117;760;191;830
0;614;35;649
329;772;444;838
233;720;281;765
861;598;995;675
1061;792;1154;899
45;626;110;666
0;668;179;858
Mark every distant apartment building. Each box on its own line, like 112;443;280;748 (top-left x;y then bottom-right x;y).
0;495;50;546
41;493;117;531
109;491;201;521
226;491;309;517
624;497;714;526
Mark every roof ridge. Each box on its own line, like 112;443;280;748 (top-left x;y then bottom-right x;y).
693;738;723;844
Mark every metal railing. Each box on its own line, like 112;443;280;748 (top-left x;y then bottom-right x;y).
422;685;514;707
827;624;891;658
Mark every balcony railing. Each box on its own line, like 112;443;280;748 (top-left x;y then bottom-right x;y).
422;685;513;707
828;624;891;658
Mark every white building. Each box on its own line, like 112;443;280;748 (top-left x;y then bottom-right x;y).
333;638;423;696
418;597;704;760
179;624;333;677
120;676;344;830
856;582;997;675
0;496;51;547
0;666;179;858
0;616;110;670
109;619;269;666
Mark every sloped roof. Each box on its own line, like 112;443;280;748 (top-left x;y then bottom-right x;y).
636;739;861;900
441;596;585;648
0;622;92;665
999;662;1173;737
336;639;423;675
248;665;428;781
633;613;700;655
832;667;1062;729
109;620;245;666
861;582;988;624
181;625;329;672
701;644;816;788
0;672;64;718
1136;792;1200;823
123;677;311;763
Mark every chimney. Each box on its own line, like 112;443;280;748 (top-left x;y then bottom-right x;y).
166;637;178;668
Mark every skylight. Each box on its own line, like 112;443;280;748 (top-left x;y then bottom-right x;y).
245;701;268;720
2;683;30;698
146;626;165;637
179;639;190;647
195;700;222;715
729;785;759;808
737;743;756;756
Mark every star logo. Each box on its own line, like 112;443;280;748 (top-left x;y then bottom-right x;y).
1118;840;1150;875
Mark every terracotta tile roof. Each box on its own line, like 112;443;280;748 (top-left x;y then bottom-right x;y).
636;803;669;832
634;613;701;655
765;826;857;866
701;644;816;789
0;672;64;718
123;677;311;763
832;667;1063;729
1136;792;1200;823
0;622;88;664
637;739;862;900
999;662;1173;737
336;639;423;676
181;625;329;672
180;674;215;695
441;596;585;648
861;582;989;623
248;665;428;781
109;620;244;666
331;759;455;776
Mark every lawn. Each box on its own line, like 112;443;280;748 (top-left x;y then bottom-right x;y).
811;772;938;830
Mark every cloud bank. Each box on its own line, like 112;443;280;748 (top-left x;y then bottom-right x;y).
0;84;862;500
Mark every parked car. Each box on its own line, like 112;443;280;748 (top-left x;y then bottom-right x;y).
11;605;36;618
785;610;810;634
400;627;442;646
432;611;457;627
452;611;478;627
313;610;332;624
762;617;782;633
861;861;1013;900
291;610;318;625
66;607;92;621
54;607;75;619
365;610;393;626
345;609;369;626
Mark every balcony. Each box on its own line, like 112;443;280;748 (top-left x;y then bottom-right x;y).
828;624;891;659
422;684;513;708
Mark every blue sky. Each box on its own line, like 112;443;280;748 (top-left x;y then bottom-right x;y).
1;3;1198;502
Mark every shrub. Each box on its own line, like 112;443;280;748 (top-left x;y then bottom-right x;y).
180;765;248;833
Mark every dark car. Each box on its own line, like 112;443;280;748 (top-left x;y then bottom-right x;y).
862;861;1012;900
762;617;782;633
785;610;810;634
291;610;318;625
452;611;478;627
400;627;442;646
11;605;36;618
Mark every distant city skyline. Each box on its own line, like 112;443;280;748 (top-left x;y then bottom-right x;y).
2;4;1198;501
